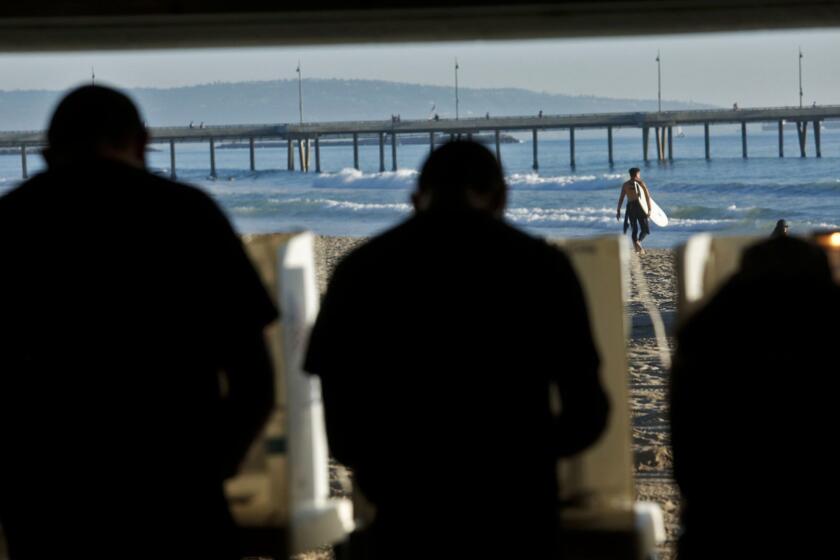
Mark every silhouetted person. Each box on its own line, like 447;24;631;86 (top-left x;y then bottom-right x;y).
0;86;277;559
771;218;789;237
305;141;609;559
671;236;840;559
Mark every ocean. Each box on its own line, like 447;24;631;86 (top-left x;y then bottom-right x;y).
1;126;838;248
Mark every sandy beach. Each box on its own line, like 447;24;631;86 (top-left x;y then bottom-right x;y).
310;236;679;560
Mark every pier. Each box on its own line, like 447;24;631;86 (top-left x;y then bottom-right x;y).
1;105;839;179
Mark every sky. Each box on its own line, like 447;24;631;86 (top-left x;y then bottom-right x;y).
0;28;837;107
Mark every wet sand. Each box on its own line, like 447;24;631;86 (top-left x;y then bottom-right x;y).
305;237;680;560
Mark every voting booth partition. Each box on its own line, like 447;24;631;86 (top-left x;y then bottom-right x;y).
0;232;666;559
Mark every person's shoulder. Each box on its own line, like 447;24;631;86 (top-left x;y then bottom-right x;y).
130;169;225;218
0;173;50;216
333;218;414;272
496;219;575;270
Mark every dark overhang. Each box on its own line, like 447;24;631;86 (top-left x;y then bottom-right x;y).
1;1;839;52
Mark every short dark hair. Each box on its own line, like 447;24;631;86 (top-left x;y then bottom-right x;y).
47;85;145;160
417;141;506;211
629;167;640;178
741;236;831;284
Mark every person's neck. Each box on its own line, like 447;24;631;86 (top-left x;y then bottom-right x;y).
98;148;145;170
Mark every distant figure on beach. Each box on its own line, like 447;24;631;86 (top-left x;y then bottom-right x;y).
538;109;544;118
189;120;194;128
617;167;652;253
771;219;789;237
305;140;609;559
733;102;739;110
0;86;277;559
671;235;840;559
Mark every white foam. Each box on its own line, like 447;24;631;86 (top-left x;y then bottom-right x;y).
312;168;419;190
506;206;615;225
280;197;411;212
812;221;840;229
506;172;624;190
669;218;731;226
320;199;412;212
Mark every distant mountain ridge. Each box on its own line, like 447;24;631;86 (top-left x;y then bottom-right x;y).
0;78;717;131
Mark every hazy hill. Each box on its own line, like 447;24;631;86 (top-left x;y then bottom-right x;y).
0;78;716;131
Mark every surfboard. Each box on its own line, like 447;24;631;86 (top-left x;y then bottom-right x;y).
634;182;669;227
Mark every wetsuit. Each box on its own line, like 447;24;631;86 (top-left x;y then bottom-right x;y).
623;199;650;243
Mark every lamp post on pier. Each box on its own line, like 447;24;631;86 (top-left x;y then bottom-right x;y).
798;47;804;108
656;50;661;113
454;58;460;120
296;61;304;124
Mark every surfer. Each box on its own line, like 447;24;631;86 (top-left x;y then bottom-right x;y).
616;167;652;253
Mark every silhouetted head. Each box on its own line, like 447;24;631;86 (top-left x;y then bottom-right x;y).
45;85;148;169
629;167;641;179
413;141;506;217
740;235;832;286
771;219;789;237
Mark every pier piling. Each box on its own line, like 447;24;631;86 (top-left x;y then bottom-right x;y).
569;127;576;167
352;133;360;170
642;127;650;163
667;126;674;161
778;121;784;158
378;133;385;172
607;126;613;165
209;138;216;178
741;122;748;159
20;144;27;179
287;139;295;171
494;130;501;162
814;120;822;158
704;123;711;160
532;129;539;171
248;138;255;171
654;127;662;161
169;140;176;179
315;137;321;173
797;122;808;157
299;139;308;172
391;133;397;171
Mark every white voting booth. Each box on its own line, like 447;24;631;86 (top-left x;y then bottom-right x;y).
0;232;665;559
675;234;759;322
227;232;666;559
225;232;353;557
554;236;664;559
